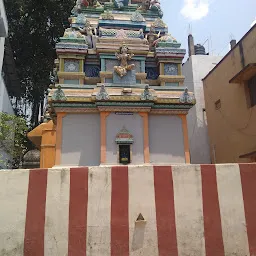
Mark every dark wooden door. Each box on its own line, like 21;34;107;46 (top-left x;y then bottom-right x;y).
119;145;131;164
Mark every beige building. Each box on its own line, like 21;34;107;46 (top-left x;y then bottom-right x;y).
203;24;256;163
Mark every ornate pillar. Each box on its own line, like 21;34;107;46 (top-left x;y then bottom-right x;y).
180;114;191;164
55;112;66;166
139;112;150;163
100;112;110;164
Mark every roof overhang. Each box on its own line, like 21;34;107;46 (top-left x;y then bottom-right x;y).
229;63;256;83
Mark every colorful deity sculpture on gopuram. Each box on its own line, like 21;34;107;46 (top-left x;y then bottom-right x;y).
114;44;135;77
28;0;196;168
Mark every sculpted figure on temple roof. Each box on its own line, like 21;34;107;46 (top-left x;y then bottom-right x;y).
74;0;89;11
78;22;96;48
93;1;103;8
149;0;163;17
75;0;82;11
74;0;97;12
113;0;129;9
114;45;135;77
146;25;160;51
137;0;150;11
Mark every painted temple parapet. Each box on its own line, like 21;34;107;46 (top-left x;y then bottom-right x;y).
47;85;195;116
28;0;196;168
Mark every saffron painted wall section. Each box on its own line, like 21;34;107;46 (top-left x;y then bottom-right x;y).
149;115;185;163
61;114;101;166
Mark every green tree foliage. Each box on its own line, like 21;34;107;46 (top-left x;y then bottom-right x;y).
4;0;75;127
0;112;28;168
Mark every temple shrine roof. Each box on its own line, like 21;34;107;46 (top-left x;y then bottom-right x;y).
46;0;196;117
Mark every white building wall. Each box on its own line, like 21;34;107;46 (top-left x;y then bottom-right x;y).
0;37;5;70
0;1;12;114
0;37;13;114
183;55;222;164
0;76;14;114
149;115;185;163
0;0;8;37
0;4;13;168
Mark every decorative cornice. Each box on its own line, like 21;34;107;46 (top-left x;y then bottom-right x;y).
54;108;99;113
97;106;151;112
101;10;114;20
158;75;185;83
57;72;85;80
50;95;194;105
50;101;194;113
96;101;154;107
150;109;188;115
155;48;186;55
155;98;182;104
105;96;142;101
152;18;167;28
130;11;145;22
51;103;96;108
56;43;88;50
65;97;92;102
152;104;193;110
99;28;144;39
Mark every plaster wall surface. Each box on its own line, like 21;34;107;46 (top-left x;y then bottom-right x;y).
149;115;185;163
183;55;222;164
0;76;13;114
61;113;101;166
0;76;14;168
0;37;5;71
106;113;144;164
0;36;14;168
0;0;7;37
203;25;256;163
0;37;13;114
0;0;8;37
0;164;255;255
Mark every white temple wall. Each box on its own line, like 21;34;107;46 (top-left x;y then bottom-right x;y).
106;113;144;164
61;114;101;166
149;115;185;163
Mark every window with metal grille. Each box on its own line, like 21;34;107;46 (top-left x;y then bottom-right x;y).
248;75;256;107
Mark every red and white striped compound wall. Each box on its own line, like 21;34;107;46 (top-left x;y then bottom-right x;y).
0;164;256;256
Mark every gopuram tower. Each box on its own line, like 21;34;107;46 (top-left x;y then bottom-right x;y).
28;0;195;167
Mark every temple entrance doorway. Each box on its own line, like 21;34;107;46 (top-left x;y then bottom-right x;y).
119;145;131;165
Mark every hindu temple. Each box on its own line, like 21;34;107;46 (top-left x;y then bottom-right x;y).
28;0;195;168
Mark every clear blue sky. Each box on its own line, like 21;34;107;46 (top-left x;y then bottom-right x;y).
161;0;256;57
